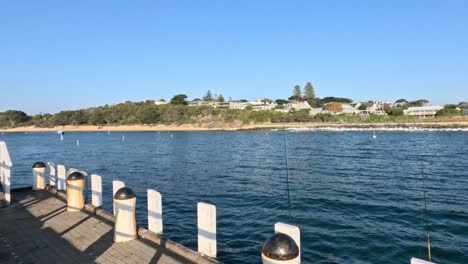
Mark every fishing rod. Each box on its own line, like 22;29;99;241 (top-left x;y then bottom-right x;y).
419;144;432;262
282;122;294;223
60;131;68;166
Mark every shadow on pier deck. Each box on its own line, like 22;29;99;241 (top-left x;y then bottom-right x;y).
0;189;209;264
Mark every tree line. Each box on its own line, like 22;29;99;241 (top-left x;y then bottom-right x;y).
1;87;467;128
0;100;340;128
287;82;352;108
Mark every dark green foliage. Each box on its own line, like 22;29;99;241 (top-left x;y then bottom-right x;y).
396;99;429;109
202;90;213;101
290;109;312;122
320;97;353;104
170;94;188;105
444;104;457;109
0;110;31;127
138;106;160;124
358;104;367;110
217;94;225;102
306;98;320;107
408;99;429;107
458;102;468;109
290;85;302;101
275;99;288;105
52;110;88;126
0;97;464;129
388;107;404;116
303;82;315;100
436;107;461;116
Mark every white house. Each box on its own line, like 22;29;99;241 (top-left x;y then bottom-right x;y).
285;101;311;111
188;100;219;107
354;101;389;115
404;105;443;117
251;100;277;111
154;100;168;105
341;103;359;114
228;101;250;110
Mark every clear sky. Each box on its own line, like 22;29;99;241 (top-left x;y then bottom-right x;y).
1;0;467;114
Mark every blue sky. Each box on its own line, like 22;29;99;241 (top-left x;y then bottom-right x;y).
1;0;467;114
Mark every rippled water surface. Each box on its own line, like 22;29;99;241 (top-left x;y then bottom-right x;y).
1;131;467;263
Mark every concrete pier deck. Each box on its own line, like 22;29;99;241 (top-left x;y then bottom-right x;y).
0;189;213;264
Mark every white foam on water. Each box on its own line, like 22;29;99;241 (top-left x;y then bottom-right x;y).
270;127;468;132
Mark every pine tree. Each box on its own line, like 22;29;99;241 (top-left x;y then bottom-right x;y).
303;82;315;100
202;90;213;101
290;85;302;101
217;94;225;102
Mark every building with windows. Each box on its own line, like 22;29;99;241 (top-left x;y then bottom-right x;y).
403;105;443;117
285;101;311;111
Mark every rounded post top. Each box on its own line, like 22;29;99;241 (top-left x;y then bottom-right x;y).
262;233;299;260
114;187;136;200
67;171;85;181
32;162;46;168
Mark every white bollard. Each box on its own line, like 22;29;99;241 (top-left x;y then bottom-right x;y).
114;187;137;242
0;141;12;205
410;258;437;264
147;189;163;234
113;180;125;215
57;165;66;191
262;224;300;264
197;202;217;258
47;162;56;186
91;174;102;207
1;164;11;205
275;223;301;261
66;171;85;212
32;162;47;190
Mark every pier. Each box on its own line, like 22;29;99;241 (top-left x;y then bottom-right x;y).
0;186;216;264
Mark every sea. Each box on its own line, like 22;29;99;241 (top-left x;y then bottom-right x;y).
1;130;467;263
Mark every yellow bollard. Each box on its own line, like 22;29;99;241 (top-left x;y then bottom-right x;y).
66;171;85;212
262;233;300;264
32;162;46;190
113;187;137;243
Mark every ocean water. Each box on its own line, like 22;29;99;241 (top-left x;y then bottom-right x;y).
1;131;467;263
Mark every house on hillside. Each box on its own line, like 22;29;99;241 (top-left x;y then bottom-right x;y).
404;105;443;117
188;99;218;107
341;103;359;114
355;101;388;115
154;100;168;105
285;101;311;111
218;102;230;108
251;100;277;111
228;101;250;110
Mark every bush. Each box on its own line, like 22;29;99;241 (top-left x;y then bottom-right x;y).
389;107;404;116
436;108;461;116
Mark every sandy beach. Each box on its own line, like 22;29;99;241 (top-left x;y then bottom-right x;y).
2;120;468;133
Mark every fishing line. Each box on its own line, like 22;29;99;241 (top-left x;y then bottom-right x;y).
282;122;294;223
418;144;432;262
62;132;69;167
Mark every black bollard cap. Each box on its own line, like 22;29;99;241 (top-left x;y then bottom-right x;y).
32;162;46;168
114;187;136;200
67;171;85;181
262;233;299;260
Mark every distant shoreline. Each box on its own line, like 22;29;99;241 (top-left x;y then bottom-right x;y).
2;121;468;132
